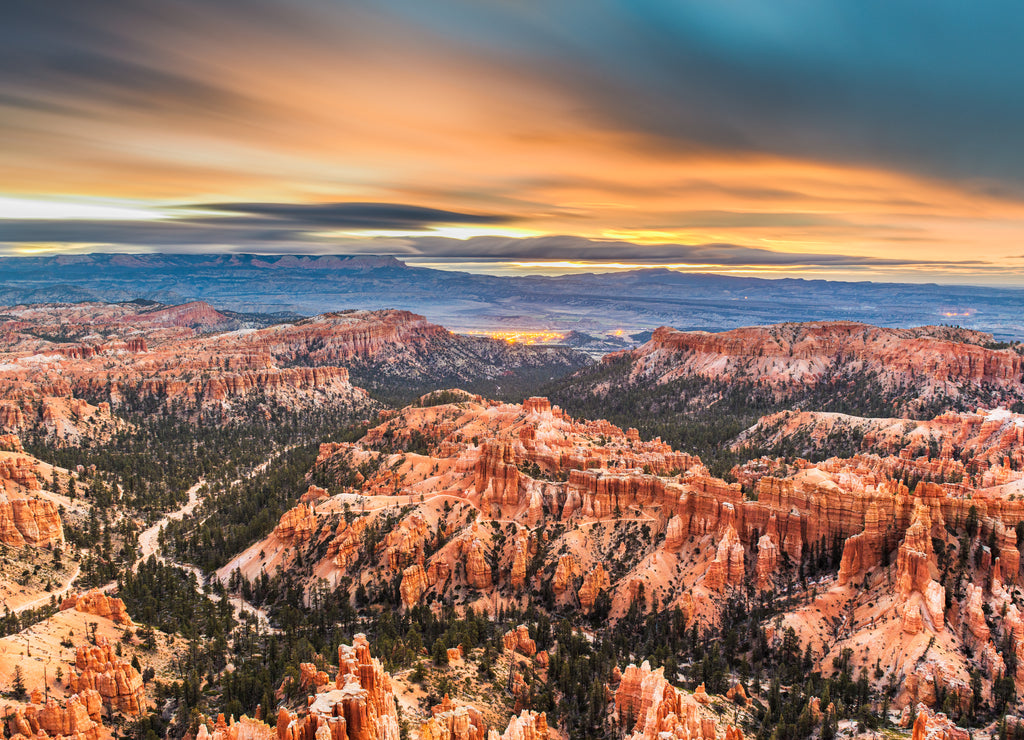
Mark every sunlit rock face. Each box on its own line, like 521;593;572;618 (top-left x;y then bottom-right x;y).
200;634;401;740
615;660;744;740
614;322;1024;412
0;449;63;548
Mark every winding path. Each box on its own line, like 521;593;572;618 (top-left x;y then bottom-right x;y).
10;449;287;637
137;459;282;634
9;564;81;616
136;478;206;566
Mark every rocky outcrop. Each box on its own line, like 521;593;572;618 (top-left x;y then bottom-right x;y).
0;402;26;433
474;442;521;508
503;625;537;657
300;663;331;691
400;564;430;608
273;503;319;546
327;517;369;572
420;700;547;740
489;711;548;740
60;589;131;625
897;660;971;711
3;690;105;740
904;703;969;740
755;534;779;591
196;714;277;740
962;584;990;642
895;500;945;632
692;684;711;705
509;531;530;590
300;485;329;505
664;514;686;552
380;512;430;572
705;524;745;592
837;501;887;585
0;455;41;491
67;636;146;715
992;520;1020;582
269;634;401;740
726;682;748;706
736;407;1024;492
0;487;63;548
578;564;611;613
129;300;236;331
618;322;1024;410
421;696;488;740
0;434;22;452
463;533;493;590
615;660;743;740
552;554;582;595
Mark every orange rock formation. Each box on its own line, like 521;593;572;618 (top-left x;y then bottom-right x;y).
615;660;743;740
67;635;146;715
61;590;131;626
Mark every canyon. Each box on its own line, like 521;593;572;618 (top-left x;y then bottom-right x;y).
6;305;1024;740
0;301;584;439
220;390;1024;721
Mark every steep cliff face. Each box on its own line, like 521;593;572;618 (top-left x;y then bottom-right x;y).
0;302;585;437
0;452;64;548
400;564;430;608
704;524;745;592
894;501;945;633
736;408;1024;487
837;502;886;585
128;301;237;331
618;322;1023;398
755;534;779;591
547;322;1024;463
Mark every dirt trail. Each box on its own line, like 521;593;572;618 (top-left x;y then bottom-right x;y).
136;451;291;634
10;564;81;616
136;478;206;565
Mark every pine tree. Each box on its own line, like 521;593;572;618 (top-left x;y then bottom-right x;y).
432;638;449;666
12;665;26;700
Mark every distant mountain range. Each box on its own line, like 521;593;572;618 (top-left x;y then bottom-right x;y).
2;252;1024;339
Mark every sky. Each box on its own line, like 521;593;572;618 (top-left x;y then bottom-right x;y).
4;1;1024;283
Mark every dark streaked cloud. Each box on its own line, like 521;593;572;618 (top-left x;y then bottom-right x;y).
400;235;984;268
190;202;515;229
0;197;513;245
0;215;987;271
0;221;297;247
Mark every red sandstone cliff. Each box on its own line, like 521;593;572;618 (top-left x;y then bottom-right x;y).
601;321;1024;414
